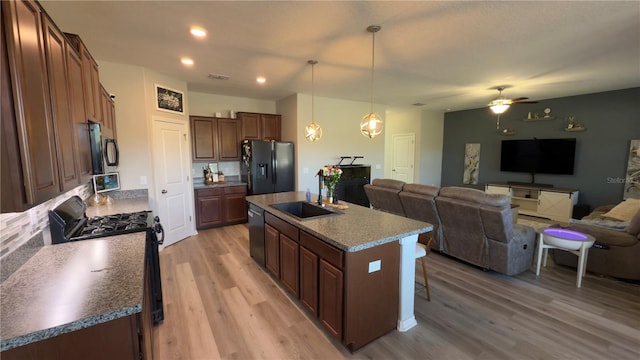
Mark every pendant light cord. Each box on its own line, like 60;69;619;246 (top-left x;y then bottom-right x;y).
312;62;315;124
370;30;375;114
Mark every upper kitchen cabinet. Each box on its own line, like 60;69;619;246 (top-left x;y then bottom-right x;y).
99;83;117;139
2;0;61;210
238;112;281;141
190;116;241;161
65;32;101;124
43;14;79;192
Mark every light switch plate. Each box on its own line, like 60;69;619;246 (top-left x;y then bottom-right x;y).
368;260;381;273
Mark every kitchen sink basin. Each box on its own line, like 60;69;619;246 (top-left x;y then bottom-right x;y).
270;201;339;220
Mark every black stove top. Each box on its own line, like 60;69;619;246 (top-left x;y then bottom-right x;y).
49;196;154;244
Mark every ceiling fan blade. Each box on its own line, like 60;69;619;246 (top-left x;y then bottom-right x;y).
513;100;538;104
511;97;529;101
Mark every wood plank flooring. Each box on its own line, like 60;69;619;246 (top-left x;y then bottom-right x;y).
153;224;640;360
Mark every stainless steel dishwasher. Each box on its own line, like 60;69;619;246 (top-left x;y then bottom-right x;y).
248;203;265;267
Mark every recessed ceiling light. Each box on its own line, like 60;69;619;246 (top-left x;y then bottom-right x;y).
181;57;194;66
256;76;266;84
190;26;207;38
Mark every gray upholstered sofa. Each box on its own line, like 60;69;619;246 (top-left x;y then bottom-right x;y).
364;180;536;275
551;204;640;281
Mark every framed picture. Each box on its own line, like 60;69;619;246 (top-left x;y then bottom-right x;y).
155;84;184;113
463;143;480;185
624;139;640;199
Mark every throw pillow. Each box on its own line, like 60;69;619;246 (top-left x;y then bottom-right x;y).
603;198;640;221
626;207;640;236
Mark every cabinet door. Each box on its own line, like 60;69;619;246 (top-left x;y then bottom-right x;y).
4;0;60;205
65;40;92;183
223;187;247;224
191;116;218;161
195;193;223;229
99;84;111;131
265;224;280;277
217;118;240;160
239;112;261;140
485;185;511;196
538;191;575;221
261;114;281;141
299;246;318;316
108;98;116;139
280;234;299;297
80;44;100;123
43;15;78;192
319;259;343;340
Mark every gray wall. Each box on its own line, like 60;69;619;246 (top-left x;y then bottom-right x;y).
441;87;640;208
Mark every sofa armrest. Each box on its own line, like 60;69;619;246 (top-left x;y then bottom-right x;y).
511;224;536;247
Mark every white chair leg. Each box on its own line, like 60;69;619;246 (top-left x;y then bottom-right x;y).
576;245;588;288
536;235;545;276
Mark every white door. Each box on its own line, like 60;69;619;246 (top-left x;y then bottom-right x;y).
152;118;193;248
391;133;415;182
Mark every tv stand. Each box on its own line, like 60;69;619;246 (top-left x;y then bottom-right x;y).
507;181;554;188
486;183;579;222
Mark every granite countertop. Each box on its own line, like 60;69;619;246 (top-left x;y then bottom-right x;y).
193;180;247;189
85;196;150;217
246;191;433;252
0;233;146;351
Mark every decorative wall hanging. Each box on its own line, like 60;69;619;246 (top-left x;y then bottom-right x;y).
624;139;640;199
463;143;480;185
155;84;184;113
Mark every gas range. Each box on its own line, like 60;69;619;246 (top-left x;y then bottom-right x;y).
75;211;153;241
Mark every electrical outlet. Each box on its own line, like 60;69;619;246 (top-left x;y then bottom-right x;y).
303;167;309;174
140;176;147;185
375;164;382;170
368;260;381;273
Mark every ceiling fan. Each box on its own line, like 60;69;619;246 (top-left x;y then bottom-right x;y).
488;86;538;114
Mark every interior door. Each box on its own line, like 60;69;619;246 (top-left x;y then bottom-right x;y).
152;118;193;248
391;133;415;182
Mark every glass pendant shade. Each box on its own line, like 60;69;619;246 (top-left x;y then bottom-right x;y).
305;60;322;142
490;103;510;114
360;112;383;138
305;122;322;142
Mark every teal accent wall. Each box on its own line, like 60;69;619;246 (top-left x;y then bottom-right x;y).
441;87;640;208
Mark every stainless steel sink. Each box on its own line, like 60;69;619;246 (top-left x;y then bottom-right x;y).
270;201;339;220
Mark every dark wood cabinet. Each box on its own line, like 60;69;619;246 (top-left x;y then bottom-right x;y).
280;234;299;297
217;118;240;160
43;15;79;192
299;246;318;315
2;0;61;208
195;187;223;229
190;116;240;161
66;33;100;124
238;112;281;141
195;185;247;230
222;186;247;224
265;223;280;277
319;259;343;340
65;37;92;183
99;83;117;139
191;116;218;161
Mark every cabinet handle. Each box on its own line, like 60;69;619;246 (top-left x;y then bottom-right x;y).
161;189;167;194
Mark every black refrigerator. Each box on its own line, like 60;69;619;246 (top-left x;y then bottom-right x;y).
241;140;295;194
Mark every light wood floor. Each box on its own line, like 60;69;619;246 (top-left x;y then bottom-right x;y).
152;224;640;360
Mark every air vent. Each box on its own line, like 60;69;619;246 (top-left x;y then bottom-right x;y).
412;102;426;106
208;73;230;80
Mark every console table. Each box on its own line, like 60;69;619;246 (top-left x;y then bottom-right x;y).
485;183;578;222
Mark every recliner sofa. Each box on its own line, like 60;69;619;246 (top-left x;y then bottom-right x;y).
364;180;536;276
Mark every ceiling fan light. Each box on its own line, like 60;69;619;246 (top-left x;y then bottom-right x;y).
360;113;383;138
490;104;510;114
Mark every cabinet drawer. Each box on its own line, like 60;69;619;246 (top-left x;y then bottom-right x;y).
196;187;222;197
265;212;298;241
224;185;247;195
300;231;343;269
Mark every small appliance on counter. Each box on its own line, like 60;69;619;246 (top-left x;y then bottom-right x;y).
48;196;165;324
87;172;120;206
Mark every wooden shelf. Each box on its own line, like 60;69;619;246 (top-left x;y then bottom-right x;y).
563;127;586;132
523;116;555;122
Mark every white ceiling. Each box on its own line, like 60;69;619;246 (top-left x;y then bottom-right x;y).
41;1;640;112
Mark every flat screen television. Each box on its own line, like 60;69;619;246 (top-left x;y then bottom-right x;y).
500;138;576;175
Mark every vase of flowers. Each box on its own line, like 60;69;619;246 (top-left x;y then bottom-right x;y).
322;165;342;204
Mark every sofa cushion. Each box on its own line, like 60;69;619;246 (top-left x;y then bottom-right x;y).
402;183;439;197
371;178;405;191
603;198;640;221
626;208;640;236
438;186;510;208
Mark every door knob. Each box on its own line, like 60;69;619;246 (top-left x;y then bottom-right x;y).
161;189;167;194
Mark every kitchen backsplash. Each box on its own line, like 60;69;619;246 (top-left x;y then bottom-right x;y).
0;182;93;260
192;161;240;178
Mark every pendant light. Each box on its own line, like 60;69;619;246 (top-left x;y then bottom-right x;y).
360;25;383;139
304;60;322;142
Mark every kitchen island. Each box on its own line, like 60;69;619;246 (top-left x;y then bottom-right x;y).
1;233;148;359
246;191;433;351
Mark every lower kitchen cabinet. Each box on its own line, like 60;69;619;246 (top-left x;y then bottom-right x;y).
195;187;223;229
280;234;299;297
299;246;319;315
195;185;247;230
319;259;343;340
265;223;280;277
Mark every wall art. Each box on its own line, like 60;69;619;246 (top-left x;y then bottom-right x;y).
463;143;480;185
155;84;184;113
624;139;640;199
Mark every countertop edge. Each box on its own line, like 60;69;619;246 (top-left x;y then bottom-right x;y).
0;304;141;351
